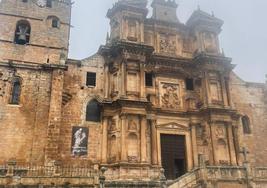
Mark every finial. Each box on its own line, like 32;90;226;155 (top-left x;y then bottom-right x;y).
197;4;201;10
106;32;110;44
211;11;215;17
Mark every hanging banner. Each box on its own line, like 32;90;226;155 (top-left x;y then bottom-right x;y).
71;127;89;156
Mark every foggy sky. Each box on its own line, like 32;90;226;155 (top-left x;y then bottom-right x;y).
69;0;267;83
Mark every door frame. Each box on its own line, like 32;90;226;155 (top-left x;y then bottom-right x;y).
156;122;193;172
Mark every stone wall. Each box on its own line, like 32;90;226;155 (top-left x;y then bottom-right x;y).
59;55;105;165
0;65;52;164
230;72;267;166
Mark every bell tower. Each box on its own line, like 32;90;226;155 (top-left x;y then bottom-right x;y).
0;0;72;164
0;0;72;64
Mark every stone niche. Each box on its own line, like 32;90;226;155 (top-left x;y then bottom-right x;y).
203;31;218;53
127;116;140;163
214;124;229;165
126;70;140;97
208;72;223;105
127;19;138;42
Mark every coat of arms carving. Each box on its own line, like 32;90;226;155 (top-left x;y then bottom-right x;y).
161;83;180;109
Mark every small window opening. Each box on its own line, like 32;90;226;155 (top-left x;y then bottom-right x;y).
10;77;21;105
186;78;194;91
242;116;251;134
46;0;52;8
145;72;153;87
52;18;59;28
86;72;96;87
14;20;31;45
22;0;28;2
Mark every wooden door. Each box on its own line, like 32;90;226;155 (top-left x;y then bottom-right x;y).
160;134;186;180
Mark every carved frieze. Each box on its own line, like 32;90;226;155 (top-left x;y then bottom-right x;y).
161;83;180;109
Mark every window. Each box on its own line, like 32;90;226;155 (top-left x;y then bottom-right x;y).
14;20;31;45
22;0;28;2
46;0;52;8
186;78;194;91
52;18;60;28
86;100;101;122
10;77;21;105
86;72;96;87
145;72;153;87
242;116;251;134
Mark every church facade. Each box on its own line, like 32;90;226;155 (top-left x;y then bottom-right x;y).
0;0;267;187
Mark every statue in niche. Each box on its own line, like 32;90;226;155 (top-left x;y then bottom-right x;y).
128;119;137;130
161;84;180;109
110;119;117;131
215;126;225;139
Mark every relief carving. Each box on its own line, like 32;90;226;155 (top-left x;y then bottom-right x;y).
161;83;180;109
159;34;176;54
128;119;137;131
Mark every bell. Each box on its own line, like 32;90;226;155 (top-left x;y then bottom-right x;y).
17;25;28;41
18;33;27;41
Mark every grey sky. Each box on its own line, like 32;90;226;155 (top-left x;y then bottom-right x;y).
69;0;267;83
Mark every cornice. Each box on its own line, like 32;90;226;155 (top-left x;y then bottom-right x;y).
0;60;67;71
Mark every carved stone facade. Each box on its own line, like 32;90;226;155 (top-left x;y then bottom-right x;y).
0;0;267;187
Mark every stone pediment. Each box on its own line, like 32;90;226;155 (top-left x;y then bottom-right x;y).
157;122;189;131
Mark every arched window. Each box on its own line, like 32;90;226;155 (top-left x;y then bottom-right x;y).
14;20;31;45
242;116;251;134
86;100;101;122
10;77;21;105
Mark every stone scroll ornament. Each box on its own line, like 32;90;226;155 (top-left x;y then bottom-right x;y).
71;127;89;156
161;83;180;109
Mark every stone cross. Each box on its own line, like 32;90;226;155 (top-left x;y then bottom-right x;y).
240;147;249;162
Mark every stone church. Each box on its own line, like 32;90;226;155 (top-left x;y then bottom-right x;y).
0;0;267;187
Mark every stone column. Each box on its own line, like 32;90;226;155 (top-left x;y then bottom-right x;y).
140;63;145;99
151;120;158;165
121;62;126;97
204;72;210;106
227;124;237;165
191;124;199;167
121;115;127;161
104;64;109;99
140;115;147;162
101;117;109;163
220;74;228;106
